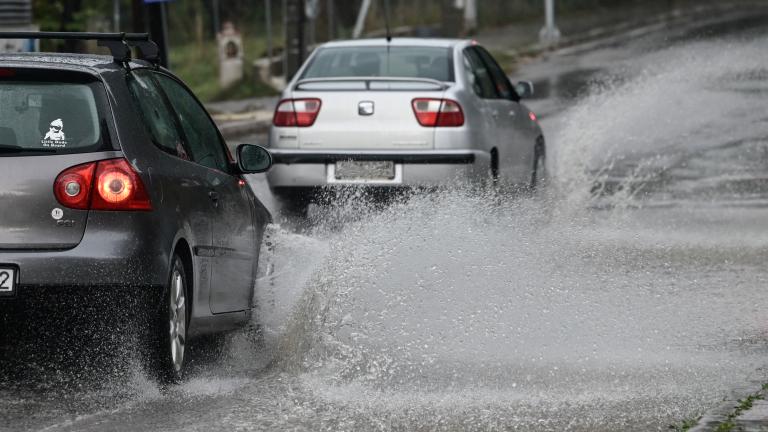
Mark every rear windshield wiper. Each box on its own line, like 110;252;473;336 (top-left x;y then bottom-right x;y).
0;145;57;154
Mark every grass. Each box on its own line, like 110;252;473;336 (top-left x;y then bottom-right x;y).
672;389;766;431
168;35;279;103
713;393;763;431
490;49;524;74
669;417;701;431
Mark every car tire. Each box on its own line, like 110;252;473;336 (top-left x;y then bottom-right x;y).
276;191;310;218
490;148;500;184
144;254;189;383
530;142;546;190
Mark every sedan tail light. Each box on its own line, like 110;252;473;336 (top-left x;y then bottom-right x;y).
54;158;152;211
273;98;322;127
412;98;465;127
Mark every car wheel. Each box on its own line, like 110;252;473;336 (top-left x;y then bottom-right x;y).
530;143;546;190
490;148;500;184
145;254;189;383
276;191;310;218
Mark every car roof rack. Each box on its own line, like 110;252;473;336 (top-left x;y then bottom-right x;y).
0;32;160;67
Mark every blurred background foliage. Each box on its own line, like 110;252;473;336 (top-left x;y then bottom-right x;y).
29;0;691;101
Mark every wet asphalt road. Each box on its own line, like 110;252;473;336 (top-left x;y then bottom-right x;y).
4;7;768;432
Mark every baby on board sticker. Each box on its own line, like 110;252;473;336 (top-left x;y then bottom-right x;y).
44;119;65;140
41;119;67;148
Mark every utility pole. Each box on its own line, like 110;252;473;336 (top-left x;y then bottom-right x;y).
306;0;318;47
327;0;335;40
212;0;221;36
113;0;121;31
265;0;272;78
352;0;371;39
284;0;305;80
463;0;477;36
539;0;561;47
146;2;169;68
131;0;144;33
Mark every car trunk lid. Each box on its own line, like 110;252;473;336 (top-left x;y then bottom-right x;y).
0;70;118;250
292;78;447;150
0;155;109;250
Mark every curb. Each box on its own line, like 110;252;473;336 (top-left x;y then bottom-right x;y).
217;119;271;140
686;368;768;431
503;1;768;68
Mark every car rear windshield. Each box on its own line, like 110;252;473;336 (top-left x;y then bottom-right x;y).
0;71;110;156
300;46;454;82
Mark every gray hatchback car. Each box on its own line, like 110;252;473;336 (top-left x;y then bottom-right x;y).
0;33;273;382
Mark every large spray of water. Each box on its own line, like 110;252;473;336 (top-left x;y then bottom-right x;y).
552;37;768;207
250;36;768;430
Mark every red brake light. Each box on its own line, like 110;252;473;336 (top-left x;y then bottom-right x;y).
54;158;152;211
412;98;464;127
92;159;152;210
273;98;322;127
529;111;538;122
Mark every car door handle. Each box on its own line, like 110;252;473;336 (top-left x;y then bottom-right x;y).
208;191;220;207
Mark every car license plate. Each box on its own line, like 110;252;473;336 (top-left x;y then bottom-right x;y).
334;161;395;180
0;267;16;297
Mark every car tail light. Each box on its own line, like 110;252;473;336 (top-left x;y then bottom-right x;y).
273;98;322;127
92;159;152;210
411;98;464;127
0;69;15;78
54;158;152;211
54;162;96;210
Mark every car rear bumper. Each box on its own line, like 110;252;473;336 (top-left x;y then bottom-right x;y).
266;149;491;188
0;212;168;294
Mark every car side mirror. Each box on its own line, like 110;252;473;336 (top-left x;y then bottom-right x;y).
515;81;534;99
236;144;272;173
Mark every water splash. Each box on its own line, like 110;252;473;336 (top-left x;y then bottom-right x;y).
550;37;768;208
250;36;768;430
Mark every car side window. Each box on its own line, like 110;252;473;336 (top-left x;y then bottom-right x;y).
462;54;481;97
154;74;230;173
126;70;190;160
474;46;520;102
463;48;497;99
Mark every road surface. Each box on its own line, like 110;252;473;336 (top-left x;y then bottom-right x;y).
3;7;768;432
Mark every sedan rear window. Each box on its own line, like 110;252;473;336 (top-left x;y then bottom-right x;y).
301;46;454;82
0;77;107;156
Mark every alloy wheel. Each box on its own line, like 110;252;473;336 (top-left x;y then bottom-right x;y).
168;269;186;373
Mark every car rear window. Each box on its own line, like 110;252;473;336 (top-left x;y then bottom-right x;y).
301;46;454;82
0;71;110;156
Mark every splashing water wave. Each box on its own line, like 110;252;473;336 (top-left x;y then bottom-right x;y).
250;36;768;430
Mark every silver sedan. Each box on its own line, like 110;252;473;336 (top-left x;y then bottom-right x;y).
267;38;545;211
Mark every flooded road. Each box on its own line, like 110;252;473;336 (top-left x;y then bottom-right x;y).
4;9;768;432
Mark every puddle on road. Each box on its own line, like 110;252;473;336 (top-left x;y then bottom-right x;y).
249;188;768;431
243;35;768;431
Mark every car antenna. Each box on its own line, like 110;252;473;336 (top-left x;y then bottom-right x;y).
383;0;392;43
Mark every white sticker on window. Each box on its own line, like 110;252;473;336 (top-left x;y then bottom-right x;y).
41;118;68;148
